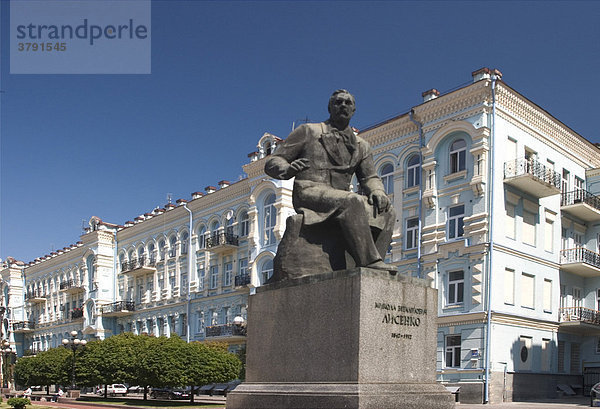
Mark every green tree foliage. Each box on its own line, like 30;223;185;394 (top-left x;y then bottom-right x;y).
186;342;241;386
14;333;242;399
14;347;71;387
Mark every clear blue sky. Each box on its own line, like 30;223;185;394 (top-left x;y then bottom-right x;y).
1;0;599;263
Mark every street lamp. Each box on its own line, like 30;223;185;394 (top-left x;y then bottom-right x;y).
62;330;86;391
1;339;14;389
233;316;246;336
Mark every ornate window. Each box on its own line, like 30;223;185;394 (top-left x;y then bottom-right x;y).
181;232;189;255
449;139;466;173
239;211;249;237
260;258;274;285
406;154;420;188
263;194;277;246
379;163;394;194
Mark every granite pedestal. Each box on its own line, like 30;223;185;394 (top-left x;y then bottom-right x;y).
228;268;454;409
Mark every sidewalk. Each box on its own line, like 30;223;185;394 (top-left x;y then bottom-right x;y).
458;396;590;408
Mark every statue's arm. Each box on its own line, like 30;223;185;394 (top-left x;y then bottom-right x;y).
265;125;310;180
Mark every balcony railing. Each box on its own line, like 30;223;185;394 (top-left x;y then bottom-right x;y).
25;291;46;303
205;324;246;338
59;279;84;293
560;307;600;325
101;301;135;316
561;190;600;221
121;256;157;274
560;248;600;277
12;321;35;332
205;233;239;254
503;158;561;197
71;308;84;319
234;273;251;287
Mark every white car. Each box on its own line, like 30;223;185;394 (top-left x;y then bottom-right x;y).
106;384;127;396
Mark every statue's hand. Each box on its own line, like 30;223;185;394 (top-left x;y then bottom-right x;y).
368;190;391;214
286;158;310;178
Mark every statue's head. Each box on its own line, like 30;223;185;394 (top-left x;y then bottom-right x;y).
328;89;356;122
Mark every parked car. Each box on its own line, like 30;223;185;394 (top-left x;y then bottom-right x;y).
127;385;144;393
150;387;190;400
106;384;128;396
202;380;241;397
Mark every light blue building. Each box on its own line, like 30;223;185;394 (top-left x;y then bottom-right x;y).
2;68;600;403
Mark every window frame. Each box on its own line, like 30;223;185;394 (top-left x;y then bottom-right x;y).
447;270;465;305
445;334;462;368
406;154;421;188
447;204;465;240
449;139;466;174
405;217;419;250
379;162;394;194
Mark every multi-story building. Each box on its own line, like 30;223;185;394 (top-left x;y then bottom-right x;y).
2;68;600;403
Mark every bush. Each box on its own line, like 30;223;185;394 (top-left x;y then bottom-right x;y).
7;397;30;409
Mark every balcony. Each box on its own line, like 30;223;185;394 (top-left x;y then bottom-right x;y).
59;279;85;294
205;232;239;254
12;321;35;333
121;256;156;275
101;301;135;317
503;158;561;198
25;292;46;304
205;324;246;339
560;248;600;277
70;308;84;320
234;273;251;287
559;307;600;334
561;190;600;222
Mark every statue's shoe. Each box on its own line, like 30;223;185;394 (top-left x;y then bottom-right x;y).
366;260;397;275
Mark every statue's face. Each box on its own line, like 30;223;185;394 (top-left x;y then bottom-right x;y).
329;93;355;122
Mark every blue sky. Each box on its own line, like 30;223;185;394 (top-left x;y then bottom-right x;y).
1;0;600;263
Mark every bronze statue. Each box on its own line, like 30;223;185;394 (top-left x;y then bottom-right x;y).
265;90;396;280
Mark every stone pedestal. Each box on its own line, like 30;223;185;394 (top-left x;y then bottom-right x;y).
228;268;454;409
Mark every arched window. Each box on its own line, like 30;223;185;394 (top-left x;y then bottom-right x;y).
226;217;234;237
128;249;135;262
450;139;466;173
169;236;177;258
148;242;155;263
407;154;420;188
238;211;249;237
138;246;145;260
181;232;189;254
260;258;274;286
158;239;166;260
263;194;277;246
379;163;394;194
86;255;95;290
197;226;206;249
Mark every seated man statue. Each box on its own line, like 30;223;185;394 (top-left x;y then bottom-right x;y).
264;89;396;281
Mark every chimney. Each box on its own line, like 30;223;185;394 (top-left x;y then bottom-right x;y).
248;152;259;162
471;67;491;83
165;203;176;210
191;191;204;200
176;199;188;206
218;180;230;189
422;89;440;102
205;186;217;194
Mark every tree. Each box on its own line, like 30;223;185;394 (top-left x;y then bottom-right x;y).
14;347;71;389
185;341;242;402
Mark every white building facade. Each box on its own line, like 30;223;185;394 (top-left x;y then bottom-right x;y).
2;68;600;403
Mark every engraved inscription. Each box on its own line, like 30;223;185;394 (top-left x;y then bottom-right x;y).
374;302;428;340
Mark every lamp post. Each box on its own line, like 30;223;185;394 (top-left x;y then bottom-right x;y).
1;339;13;390
62;330;86;392
233;316;246;336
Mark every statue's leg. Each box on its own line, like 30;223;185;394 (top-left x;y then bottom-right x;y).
373;206;396;259
335;194;381;267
